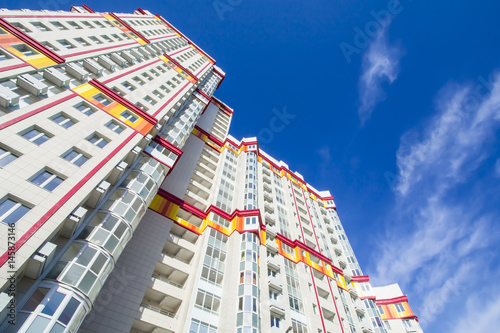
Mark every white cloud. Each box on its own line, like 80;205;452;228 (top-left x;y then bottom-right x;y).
370;71;500;331
357;25;403;125
451;290;500;333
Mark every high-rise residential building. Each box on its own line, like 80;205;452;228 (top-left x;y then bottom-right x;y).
0;5;423;333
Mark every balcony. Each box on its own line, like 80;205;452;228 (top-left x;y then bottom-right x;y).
267;256;281;270
264;191;273;202
355;305;365;317
269;299;286;317
266;241;279;253
265;212;276;226
266;225;278;238
361;325;373;333
338;259;347;269
138;302;177;332
334;246;342;256
264;201;274;213
263;182;272;193
268;276;283;290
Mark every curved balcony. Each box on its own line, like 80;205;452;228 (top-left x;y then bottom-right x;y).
101;189;147;231
46;241;114;302
12;281;90;333
79;211;133;260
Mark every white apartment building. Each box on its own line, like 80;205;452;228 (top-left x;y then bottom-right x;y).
0;5;423;333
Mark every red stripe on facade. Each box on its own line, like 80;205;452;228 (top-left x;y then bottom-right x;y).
375;295;409;305
0;132;138;268
136;8;147;15
152;81;191;117
0;18;65;64
82;4;95;13
0;93;77;130
64;42;137;58
352;275;370;283
195;89;211;102
0;63;29;72
109;13;151;44
195;63;212;78
168;46;191;56
162;53;197;81
193;125;224;147
101;58;162;84
88;79;157;125
153;135;184;156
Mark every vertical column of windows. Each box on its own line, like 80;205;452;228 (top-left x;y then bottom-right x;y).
214;149;236;213
236;233;261;333
284;260;305;315
273;174;291;239
244;152;258;210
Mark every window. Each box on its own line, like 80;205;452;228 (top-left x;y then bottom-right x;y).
291;319;308;333
0;197;30;223
31;170;64;191
51;21;67;30
67;21;82;29
105;121;124;134
75;38;90;47
74;102;95;116
0;146;18;167
378;306;385;315
0;49;12;61
57;39;75;49
132;76;144;86
93;93;112;106
31;22;50;31
119;110;138;123
270;314;281;328
11;44;38;56
87;134;108;148
143;96;156;105
93;21;105;28
52;114;76;128
21;128;51;145
111;34;122;41
89;36;103;45
81;21;94;29
121;81;135;91
269;289;279;300
403;320;412;328
383;321;391;330
100;35;113;43
189;319;216;333
195;290;220;314
62;149;89;166
395;303;405;313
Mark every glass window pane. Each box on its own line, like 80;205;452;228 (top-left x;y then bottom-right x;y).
4;204;30;223
44;177;63;191
22;288;49;312
26;315;51;333
33;134;49;145
49;322;65;333
41;291;65;316
74;155;88;166
23;129;40;140
0;153;17;167
58;297;80;325
32;171;51;186
0;199;16;217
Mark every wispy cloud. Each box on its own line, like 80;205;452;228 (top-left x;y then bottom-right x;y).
370;72;500;331
357;24;403;125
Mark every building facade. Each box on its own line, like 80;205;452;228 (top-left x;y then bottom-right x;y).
0;5;423;333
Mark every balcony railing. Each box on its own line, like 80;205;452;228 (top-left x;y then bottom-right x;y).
140;302;177;318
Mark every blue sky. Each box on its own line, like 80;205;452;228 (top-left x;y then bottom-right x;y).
6;0;500;331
